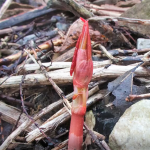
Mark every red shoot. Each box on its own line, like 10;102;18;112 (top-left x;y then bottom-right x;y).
68;18;93;150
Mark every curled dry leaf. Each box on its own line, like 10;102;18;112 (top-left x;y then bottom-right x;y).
59;18;109;52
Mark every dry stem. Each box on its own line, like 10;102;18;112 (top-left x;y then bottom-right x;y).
126;93;150;102
0;64;148;88
0;0;12;19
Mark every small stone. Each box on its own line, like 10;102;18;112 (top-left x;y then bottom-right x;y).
109;100;150;150
119;0;150;36
137;38;150;49
56;22;70;32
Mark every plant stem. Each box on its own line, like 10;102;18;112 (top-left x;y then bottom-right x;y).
68;113;84;150
68;87;87;150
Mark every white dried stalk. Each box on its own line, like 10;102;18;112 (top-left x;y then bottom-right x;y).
24;49;38;64
88;16;150;26
0;64;148;88
91;9;121;17
92;64;148;78
17;61;111;72
26;111;70;142
0;0;12;19
0;72;72;88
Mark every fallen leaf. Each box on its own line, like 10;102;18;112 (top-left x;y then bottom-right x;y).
59;18;107;52
84;110;96;149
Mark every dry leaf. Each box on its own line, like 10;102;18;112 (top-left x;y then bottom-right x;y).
84;110;96;149
59;18;108;52
85;110;95;130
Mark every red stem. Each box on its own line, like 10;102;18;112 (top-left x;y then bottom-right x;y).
68;113;84;150
68;87;87;150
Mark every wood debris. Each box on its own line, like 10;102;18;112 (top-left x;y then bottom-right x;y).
0;0;150;150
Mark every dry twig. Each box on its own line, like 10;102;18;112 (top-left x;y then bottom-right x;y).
0;0;12;19
0;64;149;88
126;93;150;102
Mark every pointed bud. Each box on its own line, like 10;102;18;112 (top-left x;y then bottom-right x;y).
70;18;93;88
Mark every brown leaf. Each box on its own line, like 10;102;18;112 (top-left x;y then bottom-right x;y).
59;19;82;52
59;18;107;52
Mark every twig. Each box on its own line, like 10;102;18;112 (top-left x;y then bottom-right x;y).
0;42;20;48
17;61;110;73
0;18;56;35
24;49;38;64
51;139;68;150
98;44;121;63
88;16;150;26
113;17;150;26
0;42;52;65
0;6;56;29
0;0;12;19
90;9;121;17
97;44;148;63
126;93;150;102
12;110;23;132
83;3;128;13
0;94;34;108
92;48;150;57
84;123;105;150
142;50;150;62
101;140;112;150
117;0;141;7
